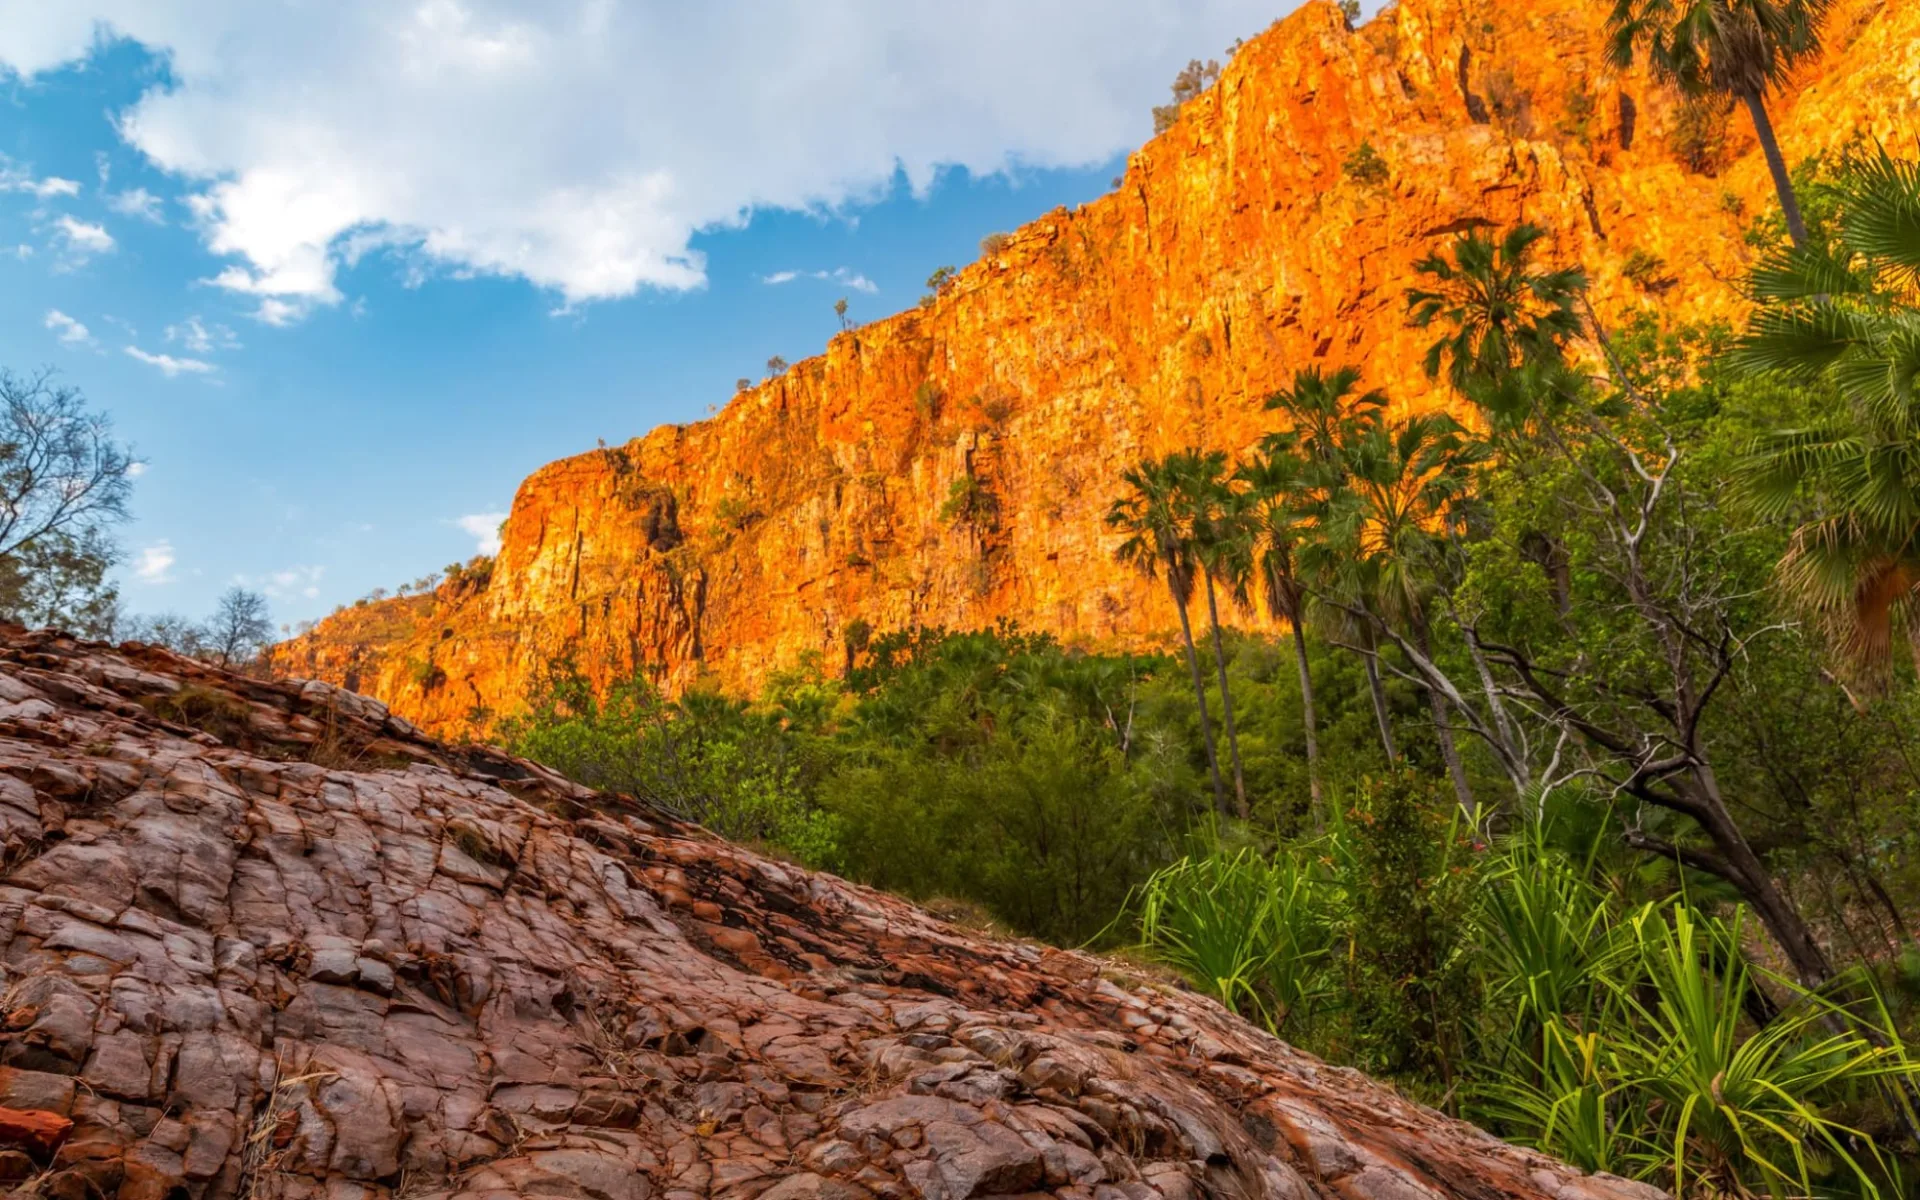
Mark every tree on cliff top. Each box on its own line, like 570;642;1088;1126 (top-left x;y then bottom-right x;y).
1152;58;1222;134
1605;0;1835;248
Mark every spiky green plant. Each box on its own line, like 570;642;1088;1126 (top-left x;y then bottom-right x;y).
1612;904;1913;1198
1136;848;1333;1033
1479;830;1629;1063
1480;1021;1641;1177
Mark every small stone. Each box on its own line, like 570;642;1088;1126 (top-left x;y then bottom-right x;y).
0;1106;72;1158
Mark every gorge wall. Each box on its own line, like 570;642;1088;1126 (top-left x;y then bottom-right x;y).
273;0;1920;733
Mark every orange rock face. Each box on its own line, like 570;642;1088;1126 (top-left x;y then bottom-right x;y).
274;0;1920;734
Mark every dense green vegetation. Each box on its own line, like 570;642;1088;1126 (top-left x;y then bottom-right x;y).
497;148;1920;1196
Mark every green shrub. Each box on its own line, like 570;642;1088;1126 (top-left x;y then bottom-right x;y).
1557;81;1597;145
1343;140;1390;187
711;495;761;533
1152;58;1221;134
1667;96;1733;175
1336;771;1481;1083
498;659;843;869
1621;247;1671;292
145;685;254;744
825;705;1182;944
913;381;942;422
940;474;998;528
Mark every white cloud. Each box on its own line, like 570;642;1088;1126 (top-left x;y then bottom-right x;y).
124;345;215;376
454;511;508;555
44;309;95;347
133;540;176;584
166;315;240;354
127;461;147;477
251;297;304;327
0;2;1273;320
53;215;115;258
760;266;880;293
238;564;326;600
106;187;165;222
0;159;80;199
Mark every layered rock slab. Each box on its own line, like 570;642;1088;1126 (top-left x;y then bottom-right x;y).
0;629;1660;1200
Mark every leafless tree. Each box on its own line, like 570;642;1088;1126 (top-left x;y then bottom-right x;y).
208;587;273;667
121;611;209;657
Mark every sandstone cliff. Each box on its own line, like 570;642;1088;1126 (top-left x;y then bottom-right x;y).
274;0;1920;733
0;627;1668;1200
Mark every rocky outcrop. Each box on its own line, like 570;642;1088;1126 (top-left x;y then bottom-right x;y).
273;0;1920;734
0;627;1662;1200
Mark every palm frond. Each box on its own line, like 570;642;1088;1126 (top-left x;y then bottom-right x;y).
1843;146;1920;285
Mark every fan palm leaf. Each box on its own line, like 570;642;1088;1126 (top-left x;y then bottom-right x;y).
1736;151;1920;680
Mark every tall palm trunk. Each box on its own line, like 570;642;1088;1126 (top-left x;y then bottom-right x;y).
1165;559;1227;816
1201;573;1249;819
1290;616;1324;813
1411;617;1476;825
1361;626;1399;763
1738;84;1809;249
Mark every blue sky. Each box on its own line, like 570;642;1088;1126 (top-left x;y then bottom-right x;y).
0;3;1302;631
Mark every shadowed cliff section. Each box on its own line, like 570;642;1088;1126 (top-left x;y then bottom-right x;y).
0;626;1672;1200
274;0;1920;733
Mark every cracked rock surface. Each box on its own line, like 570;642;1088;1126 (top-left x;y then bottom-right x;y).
0;629;1665;1200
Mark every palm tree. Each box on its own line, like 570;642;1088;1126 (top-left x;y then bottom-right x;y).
1605;0;1836;249
1262;365;1388;471
1179;450;1252;819
1407;224;1588;431
1328;413;1488;822
1108;456;1228;815
1236;447;1325;810
1736;149;1920;679
1264;367;1401;764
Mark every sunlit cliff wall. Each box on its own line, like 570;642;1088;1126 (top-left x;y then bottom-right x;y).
272;0;1920;732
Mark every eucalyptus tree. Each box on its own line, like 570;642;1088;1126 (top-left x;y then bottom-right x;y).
0;371;137;635
1605;0;1836;248
1736;149;1920;680
1108;455;1228;815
